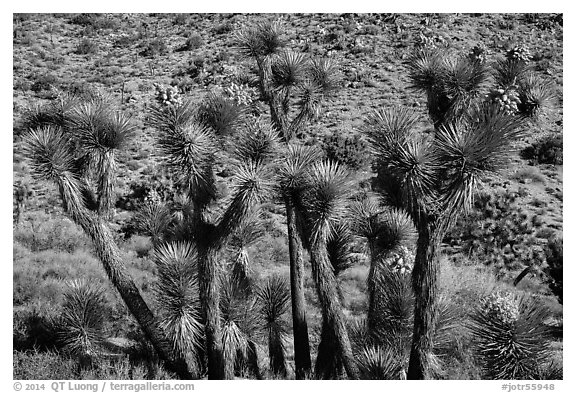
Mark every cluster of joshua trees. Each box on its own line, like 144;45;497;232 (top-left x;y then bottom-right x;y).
21;20;555;379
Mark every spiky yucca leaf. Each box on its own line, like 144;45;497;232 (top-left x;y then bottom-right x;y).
133;198;174;245
363;107;421;147
216;160;274;242
380;136;440;215
406;49;446;93
435;106;526;218
277;143;323;195
257;275;291;328
228;214;265;286
148;99;196;133
493;57;532;88
235;20;284;59
153;242;203;359
21;126;78;182
256;275;290;377
370;208;417;260
293;81;323;122
58;279;107;358
229;213;265;250
302;160;350;243
20;94;79;135
221;321;249;379
517;73;557;119
348;195;384;243
219;276;260;378
155;121;217;207
357;345;405;380
309;57;341;98
271;51;307;90
197;93;246;138
468;292;553;380
230;119;279;164
348;318;371;353
68;102;136;152
326;223;356;276
370;266;414;347
441;56;491;121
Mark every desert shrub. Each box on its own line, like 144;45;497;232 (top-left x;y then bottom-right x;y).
13;350;77;379
212;20;235;35
13;306;60;351
178;56;205;79
444;188;544;277
139;38;168;57
113;34;138;49
70;13;119;32
116;177;177;212
469;292;553;379
30;73;59;93
173;14;189;26
70;13;102;27
542;237;562;304
74;38;99;55
183;34;203;51
521;134;563;165
321;132;368;170
14;213;90;253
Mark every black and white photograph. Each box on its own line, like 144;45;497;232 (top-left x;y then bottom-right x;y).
11;8;564;384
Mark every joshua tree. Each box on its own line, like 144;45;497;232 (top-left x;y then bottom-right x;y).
362;43;556;379
299;160;360;379
21;98;192;378
235;19;341;379
152;242;204;377
148;97;277;379
256;274;291;378
349;195;417;334
314;223;357;379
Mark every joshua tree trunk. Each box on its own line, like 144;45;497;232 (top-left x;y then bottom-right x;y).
285;199;312;379
57;178;192;379
407;221;440;380
309;241;359;380
197;246;225;380
315;317;343;379
96;150;116;218
268;325;288;377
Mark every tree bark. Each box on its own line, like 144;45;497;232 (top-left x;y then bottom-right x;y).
285;199;312;379
407;221;439;380
197;246;225;379
309;241;359;380
314;317;343;379
58;179;192;379
96;150;116;218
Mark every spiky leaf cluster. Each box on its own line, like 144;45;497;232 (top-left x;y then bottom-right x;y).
197;93;246;137
364;104;528;229
236;19;341;141
235;20;285;59
22;96;135;217
469;292;553;380
256;275;291;377
219;276;260;378
153;242;204;359
301;160;350;243
407;48;490;127
58;280;107;358
356;346;405;380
